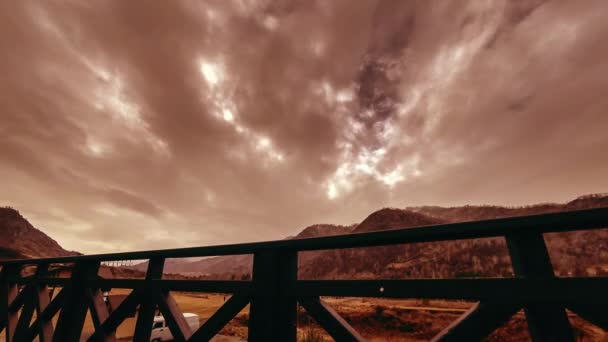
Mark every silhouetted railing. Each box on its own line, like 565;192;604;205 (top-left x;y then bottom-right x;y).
1;208;608;341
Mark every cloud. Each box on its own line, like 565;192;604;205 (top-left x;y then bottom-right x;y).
1;0;607;253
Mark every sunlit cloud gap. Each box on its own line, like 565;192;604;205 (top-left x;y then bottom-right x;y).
197;57;285;163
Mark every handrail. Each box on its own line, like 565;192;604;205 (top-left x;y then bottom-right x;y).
1;207;607;342
2;207;607;265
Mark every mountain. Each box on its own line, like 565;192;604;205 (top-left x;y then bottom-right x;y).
4;193;608;280
301;193;608;280
0;207;78;260
132;224;355;277
408;193;608;222
353;208;444;233
295;224;354;238
0;246;28;260
132;193;608;280
299;210;445;279
133;210;447;279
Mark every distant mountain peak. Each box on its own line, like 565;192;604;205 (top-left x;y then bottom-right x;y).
573;193;608;200
0;206;24;220
352;208;444;233
294;224;354;239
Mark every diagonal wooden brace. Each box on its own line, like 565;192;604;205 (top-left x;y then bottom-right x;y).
299;296;365;342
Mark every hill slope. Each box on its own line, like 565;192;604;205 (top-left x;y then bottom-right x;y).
137;193;608;280
8;193;605;280
301;193;608;280
0;207;78;259
133;223;355;277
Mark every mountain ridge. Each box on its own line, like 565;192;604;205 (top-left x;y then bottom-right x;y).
144;193;608;279
0;206;79;260
3;194;607;281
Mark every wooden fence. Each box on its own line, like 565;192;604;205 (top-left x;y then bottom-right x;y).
1;208;607;341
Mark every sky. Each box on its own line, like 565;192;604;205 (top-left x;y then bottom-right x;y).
1;0;607;254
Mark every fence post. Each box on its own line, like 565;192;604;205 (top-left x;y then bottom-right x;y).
248;249;298;342
1;264;19;341
53;261;101;342
133;257;165;342
13;264;50;341
506;233;574;342
34;263;54;342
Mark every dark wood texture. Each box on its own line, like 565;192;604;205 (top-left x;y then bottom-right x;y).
87;290;140;342
299;296;365;342
25;289;65;341
293;278;608;303
87;288;116;342
248;250;298;342
33;264;54;342
156;290;192;341
12;286;35;342
1;265;19;341
567;304;608;331
432;301;521;341
189;295;250;342
506;233;575;342
133;257;164;342
53;261;101;342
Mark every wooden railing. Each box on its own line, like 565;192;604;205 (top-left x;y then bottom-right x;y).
1;208;608;341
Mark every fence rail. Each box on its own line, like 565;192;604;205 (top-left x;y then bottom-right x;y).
1;207;607;341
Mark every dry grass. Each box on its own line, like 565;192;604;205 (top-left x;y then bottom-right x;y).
2;292;606;341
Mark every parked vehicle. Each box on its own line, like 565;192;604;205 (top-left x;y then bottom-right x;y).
150;313;200;342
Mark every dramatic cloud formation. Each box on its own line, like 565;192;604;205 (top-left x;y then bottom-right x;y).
1;0;607;253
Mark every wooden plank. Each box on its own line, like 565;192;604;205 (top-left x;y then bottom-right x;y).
86;290;141;342
1;266;12;333
53;261;101;342
25;289;66;342
12;286;35;342
248;250;298;342
506;234;555;278
7;277;70;286
0;265;3;332
294;278;608;304
188;295;250;341
10;277;251;293
14;276;607;304
38;287;65;320
1;207;606;265
156;290;192;341
133;257;164;342
248;251;276;342
276;250;298;340
87;288;110;329
506;233;574;342
432;301;521;341
87;288;117;342
36;286;55;342
34;264;54;342
298;296;365;342
7;287;26;313
567;304;608;331
90;278;252;293
13;263;49;342
1;265;19;340
525;304;575;342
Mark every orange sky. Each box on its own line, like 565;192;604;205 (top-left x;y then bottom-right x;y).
1;0;607;254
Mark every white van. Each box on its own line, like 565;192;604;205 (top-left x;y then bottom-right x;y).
150;313;200;342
